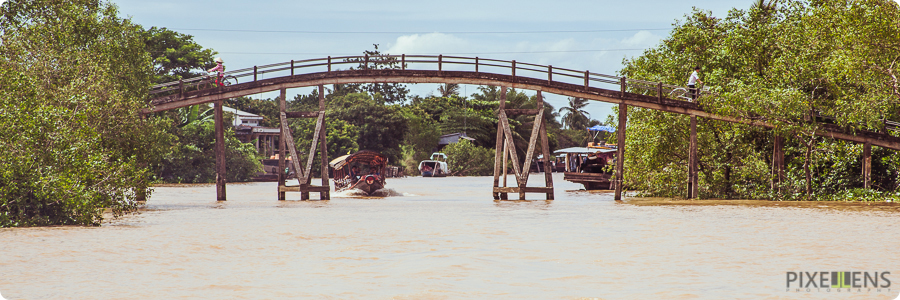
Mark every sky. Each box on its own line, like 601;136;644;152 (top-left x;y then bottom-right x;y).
113;0;761;122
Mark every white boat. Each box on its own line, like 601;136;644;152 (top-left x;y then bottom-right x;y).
418;153;450;177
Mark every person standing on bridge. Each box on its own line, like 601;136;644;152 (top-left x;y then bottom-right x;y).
687;66;703;101
208;57;225;86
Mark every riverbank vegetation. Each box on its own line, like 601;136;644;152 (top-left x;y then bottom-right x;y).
4;0;897;227
619;0;900;201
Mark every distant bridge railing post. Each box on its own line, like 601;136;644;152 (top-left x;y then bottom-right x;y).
290;60;294;76
401;54;405;70
254;66;258;82
438;55;443;71
327;56;332;72
548;65;552;82
364;54;369;71
475;57;479;73
584;71;589;89
512;60;516;80
657;82;663;101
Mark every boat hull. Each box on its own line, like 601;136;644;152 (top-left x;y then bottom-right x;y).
420;171;447;177
563;172;612;190
352;180;384;195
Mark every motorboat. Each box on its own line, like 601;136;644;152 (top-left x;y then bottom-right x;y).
418;152;450;177
329;150;389;195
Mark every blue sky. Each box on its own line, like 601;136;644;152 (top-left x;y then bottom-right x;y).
114;0;758;122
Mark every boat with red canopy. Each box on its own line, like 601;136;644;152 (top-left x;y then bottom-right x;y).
329;150;388;195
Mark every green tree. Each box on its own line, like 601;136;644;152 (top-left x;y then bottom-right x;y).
0;0;171;226
341;44;410;104
438;83;460;97
141;26;217;84
559;97;591;130
619;0;900;200
156;109;262;183
442;139;495;176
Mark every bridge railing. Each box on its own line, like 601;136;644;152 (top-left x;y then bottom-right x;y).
149;55;710;102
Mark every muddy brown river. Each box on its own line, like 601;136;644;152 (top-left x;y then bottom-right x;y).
1;173;897;299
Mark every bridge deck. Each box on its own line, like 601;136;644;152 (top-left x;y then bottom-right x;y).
146;67;900;151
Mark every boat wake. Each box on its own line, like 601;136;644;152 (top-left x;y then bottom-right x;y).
333;188;407;198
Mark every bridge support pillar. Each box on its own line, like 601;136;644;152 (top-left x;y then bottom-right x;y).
492;87;554;200
277;86;331;200
863;142;872;189
772;135;784;192
278;131;286;200
493;87;509;200
614;104;627;200
214;99;227;201
687;116;698;199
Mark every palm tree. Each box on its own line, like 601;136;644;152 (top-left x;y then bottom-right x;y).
559;97;591;129
438;83;460;97
174;105;213;127
750;0;778;18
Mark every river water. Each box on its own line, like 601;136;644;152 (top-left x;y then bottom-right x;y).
1;174;898;299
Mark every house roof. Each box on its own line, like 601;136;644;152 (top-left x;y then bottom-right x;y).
553;147;617;154
438;132;473;145
222;106;264;120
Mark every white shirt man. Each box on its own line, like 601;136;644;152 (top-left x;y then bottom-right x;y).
687;66;703;100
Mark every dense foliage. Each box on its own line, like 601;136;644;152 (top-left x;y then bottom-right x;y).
0;0;171;226
443;139;496;176
619;0;900;200
154;105;262;183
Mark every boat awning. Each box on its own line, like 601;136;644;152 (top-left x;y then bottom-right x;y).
553;147;617;154
587;125;616;132
329;154;352;169
328;150;389;169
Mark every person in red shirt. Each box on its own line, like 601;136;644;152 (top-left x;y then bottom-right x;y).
208;57;225;86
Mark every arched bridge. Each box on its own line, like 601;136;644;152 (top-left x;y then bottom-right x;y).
145;55;900;201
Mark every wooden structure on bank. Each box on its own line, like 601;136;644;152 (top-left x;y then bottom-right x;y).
492;89;554;200
144;54;900;201
277;85;330;200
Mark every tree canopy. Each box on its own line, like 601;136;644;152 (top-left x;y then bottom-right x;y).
619;0;900;200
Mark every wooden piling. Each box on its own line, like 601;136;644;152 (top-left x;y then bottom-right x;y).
214;99;226;201
278;89;287;200
687;116;699;199
536;91;554;200
863;142;872;189
492;104;505;200
499;87;509;200
772;135;784;191
319;85;330;200
615;103;627;200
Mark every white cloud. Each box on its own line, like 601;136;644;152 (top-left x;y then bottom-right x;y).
385;32;469;55
621;30;662;47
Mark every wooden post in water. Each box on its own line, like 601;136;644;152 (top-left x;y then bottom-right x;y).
214;99;227;201
318;85;330;200
492;90;505;200
536;91;554;200
497;86;509;200
615;103;627;200
863;142;872;189
772;135;784;192
687;116;699;199
278;89;287;200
